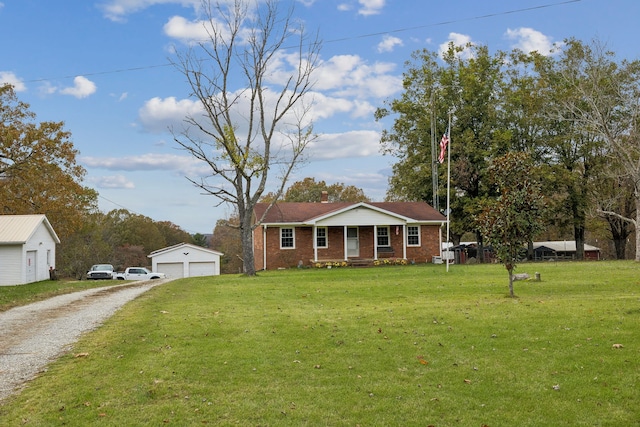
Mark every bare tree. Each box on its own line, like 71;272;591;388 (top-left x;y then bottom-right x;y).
172;0;320;275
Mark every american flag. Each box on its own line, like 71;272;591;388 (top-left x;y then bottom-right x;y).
438;134;449;164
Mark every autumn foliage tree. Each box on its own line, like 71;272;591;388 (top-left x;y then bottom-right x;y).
0;84;98;240
262;177;370;203
477;152;546;297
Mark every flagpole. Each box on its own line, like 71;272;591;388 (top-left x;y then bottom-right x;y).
445;112;452;272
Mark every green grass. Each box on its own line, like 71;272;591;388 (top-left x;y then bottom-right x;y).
0;279;123;312
1;262;639;426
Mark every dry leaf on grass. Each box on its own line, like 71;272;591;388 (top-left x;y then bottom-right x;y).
74;352;89;358
612;343;624;349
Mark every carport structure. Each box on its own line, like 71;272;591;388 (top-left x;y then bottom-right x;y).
148;243;223;279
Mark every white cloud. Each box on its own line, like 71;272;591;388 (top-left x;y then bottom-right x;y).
308;130;381;160
60;76;97;98
314;54;401;98
138;96;203;133
439;33;474;60
99;0;200;22
505;27;557;55
377;35;403;53
337;3;351;12
163;15;211;43
0;71;26;92
358;0;385;16
82;153;210;176
91;175;136;189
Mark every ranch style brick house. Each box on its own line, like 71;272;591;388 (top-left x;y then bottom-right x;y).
252;198;447;271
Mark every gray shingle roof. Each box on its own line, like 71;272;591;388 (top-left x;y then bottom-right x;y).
254;201;446;224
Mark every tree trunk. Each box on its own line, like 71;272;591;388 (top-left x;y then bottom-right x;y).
574;224;585;260
507;267;515;298
475;231;485;263
635;197;640;262
240;216;256;276
607;216;631;259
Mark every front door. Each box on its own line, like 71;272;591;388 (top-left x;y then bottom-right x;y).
347;227;359;257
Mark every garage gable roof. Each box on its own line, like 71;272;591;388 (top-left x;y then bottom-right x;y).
148;242;224;258
0;214;61;244
254;201;445;225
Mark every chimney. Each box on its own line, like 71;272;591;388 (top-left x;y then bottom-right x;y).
321;191;329;203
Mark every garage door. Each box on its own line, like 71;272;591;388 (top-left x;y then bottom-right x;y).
157;263;184;279
189;262;216;277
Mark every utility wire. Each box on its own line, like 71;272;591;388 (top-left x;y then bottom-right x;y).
22;0;581;84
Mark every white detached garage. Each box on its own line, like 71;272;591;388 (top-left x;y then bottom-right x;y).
148;243;223;279
0;214;60;286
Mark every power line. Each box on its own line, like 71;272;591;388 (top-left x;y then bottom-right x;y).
22;0;582;84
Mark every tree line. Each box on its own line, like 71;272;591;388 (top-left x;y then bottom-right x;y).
376;38;640;261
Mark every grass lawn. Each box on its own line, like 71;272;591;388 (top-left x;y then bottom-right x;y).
1;261;639;426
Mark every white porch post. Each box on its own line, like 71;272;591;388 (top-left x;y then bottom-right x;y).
374;225;378;260
263;225;267;270
402;224;407;259
343;225;348;260
312;225;318;262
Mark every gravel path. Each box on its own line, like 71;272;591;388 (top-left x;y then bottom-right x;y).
0;280;170;402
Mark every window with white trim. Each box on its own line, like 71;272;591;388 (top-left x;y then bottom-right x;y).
377;226;390;247
316;227;327;248
407;225;420;246
280;227;295;249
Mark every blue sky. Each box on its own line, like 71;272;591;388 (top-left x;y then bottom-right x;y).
1;0;637;234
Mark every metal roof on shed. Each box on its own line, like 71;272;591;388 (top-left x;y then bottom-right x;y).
0;214;61;244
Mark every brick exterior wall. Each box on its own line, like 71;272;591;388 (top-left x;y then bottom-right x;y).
256;224;442;270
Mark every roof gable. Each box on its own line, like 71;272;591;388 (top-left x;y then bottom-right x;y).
148;242;224;258
254;201;446;225
0;214;60;244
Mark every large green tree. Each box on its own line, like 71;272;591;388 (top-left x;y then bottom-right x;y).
536;40;640;261
377;43;506;257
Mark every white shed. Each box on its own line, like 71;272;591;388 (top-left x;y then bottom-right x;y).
0;214;60;286
148;243;223;279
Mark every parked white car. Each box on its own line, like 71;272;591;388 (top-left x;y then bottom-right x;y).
115;267;166;281
86;264;115;280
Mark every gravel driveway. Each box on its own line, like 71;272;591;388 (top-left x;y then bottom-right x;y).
0;280;170;402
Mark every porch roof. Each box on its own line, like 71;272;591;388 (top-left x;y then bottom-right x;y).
254;201;446;226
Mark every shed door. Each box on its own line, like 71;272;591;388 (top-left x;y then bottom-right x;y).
26;251;37;283
347;227;359;257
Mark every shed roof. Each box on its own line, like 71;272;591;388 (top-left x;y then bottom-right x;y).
254;201;446;225
532;241;600;252
0;214;60;244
